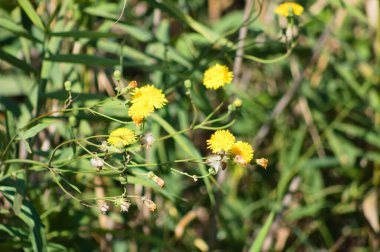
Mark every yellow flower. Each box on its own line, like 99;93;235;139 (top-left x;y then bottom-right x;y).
230;141;254;166
207;130;236;153
107;128;137;147
131;85;167;109
203;64;233;90
128;85;168;124
128;101;154;125
275;2;304;17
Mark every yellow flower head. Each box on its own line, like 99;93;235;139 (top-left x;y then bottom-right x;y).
128;101;155;125
207;130;236;153
203;64;233;90
107;128;137;147
230;141;254;166
131;85;167;109
128;85;168;124
275;2;304;17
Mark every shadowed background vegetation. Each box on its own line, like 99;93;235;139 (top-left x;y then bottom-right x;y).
0;0;379;251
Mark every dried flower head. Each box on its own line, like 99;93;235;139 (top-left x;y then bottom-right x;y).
207;130;236;153
142;197;157;212
230;141;254;166
275;2;304;17
107;128;137;147
206;154;227;173
203;64;233;90
256;158;268;169
128;80;138;88
115;198;131;212
90;156;104;171
147;171;165;188
100;204;110;214
128;85;168;124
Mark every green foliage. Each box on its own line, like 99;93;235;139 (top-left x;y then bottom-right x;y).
1;0;379;251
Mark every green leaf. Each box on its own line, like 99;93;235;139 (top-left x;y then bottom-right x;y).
50;31;120;39
249;211;275;252
0;49;37;74
0;17;42;42
19;123;51;140
45;54;119;67
18;0;45;31
0;179;47;252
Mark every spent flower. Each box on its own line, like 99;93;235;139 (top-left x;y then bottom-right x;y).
142;197;157;212
90;156;104;171
256;158;269;169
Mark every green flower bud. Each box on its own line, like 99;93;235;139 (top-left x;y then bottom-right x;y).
184;79;192;89
113;70;122;81
68;115;76;126
119;176;128;185
64;81;72;92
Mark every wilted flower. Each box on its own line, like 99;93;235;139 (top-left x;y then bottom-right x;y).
99;204;110;214
256;158;268;169
147;171;165;188
207;130;236;153
206;154;227;173
128;80;138;88
142;197;157;212
115;198;131;212
203;64;233;90
90;156;104;171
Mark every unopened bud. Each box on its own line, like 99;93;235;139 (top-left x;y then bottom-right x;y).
147;171;165;188
184;79;192;89
256;158;268;169
113;70;122;81
64;81;72;92
68;115;76;126
233;98;242;107
142;197;157;212
119;176;128;185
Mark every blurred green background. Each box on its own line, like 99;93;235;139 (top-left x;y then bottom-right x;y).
0;0;379;251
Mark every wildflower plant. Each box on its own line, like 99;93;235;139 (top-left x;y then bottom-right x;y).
0;1;312;251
